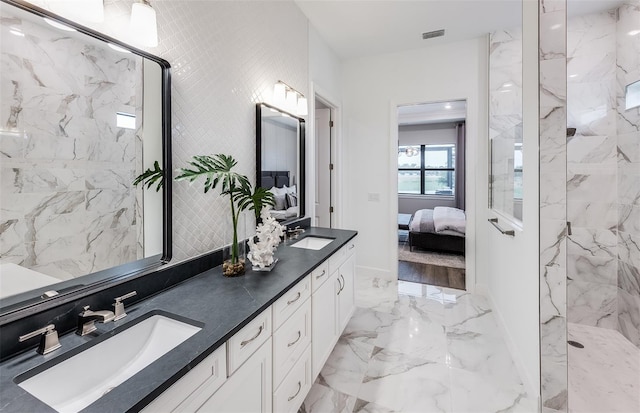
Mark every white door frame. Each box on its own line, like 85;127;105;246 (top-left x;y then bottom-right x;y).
309;82;343;229
389;99;476;293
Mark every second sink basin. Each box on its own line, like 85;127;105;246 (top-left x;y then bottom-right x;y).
290;236;334;250
16;311;202;413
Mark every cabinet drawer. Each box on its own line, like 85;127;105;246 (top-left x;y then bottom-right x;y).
272;275;311;329
273;299;311;388
328;238;356;274
227;308;271;375
310;261;330;292
273;345;312;413
142;345;227;413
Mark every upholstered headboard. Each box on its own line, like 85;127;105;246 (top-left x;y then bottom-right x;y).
261;171;290;189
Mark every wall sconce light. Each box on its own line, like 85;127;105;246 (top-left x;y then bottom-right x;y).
273;80;307;116
130;0;158;47
49;0;104;23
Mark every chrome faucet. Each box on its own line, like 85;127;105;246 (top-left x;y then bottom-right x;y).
286;226;305;240
77;305;115;336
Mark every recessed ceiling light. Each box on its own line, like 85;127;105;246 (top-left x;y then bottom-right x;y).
444;103;452;109
569;74;578;78
628;30;640;36
9;29;24;37
43;18;76;32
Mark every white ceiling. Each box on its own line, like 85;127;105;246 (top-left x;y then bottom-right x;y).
398;100;467;125
295;0;626;60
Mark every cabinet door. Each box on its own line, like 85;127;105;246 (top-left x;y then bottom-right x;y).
311;270;338;380
337;252;355;333
196;338;272;413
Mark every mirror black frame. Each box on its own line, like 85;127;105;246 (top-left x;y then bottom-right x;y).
0;0;172;324
256;102;305;221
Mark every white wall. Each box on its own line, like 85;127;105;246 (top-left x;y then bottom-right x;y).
485;0;540;396
308;24;344;227
341;38;484;287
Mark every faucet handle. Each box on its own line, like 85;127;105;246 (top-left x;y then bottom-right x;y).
113;291;137;321
19;324;61;355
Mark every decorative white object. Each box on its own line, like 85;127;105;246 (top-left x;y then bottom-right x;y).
247;207;286;271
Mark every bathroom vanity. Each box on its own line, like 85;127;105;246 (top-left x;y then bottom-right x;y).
0;228;357;413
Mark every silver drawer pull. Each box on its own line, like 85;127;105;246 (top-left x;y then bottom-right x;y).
340;274;345;293
287;331;302;347
287;292;301;305
240;325;264;348
348;244;355;250
337;276;344;295
315;270;326;279
288;381;302;402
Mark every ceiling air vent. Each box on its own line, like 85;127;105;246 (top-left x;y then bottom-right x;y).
422;29;445;40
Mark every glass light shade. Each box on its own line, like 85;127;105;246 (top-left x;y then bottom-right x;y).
286;90;298;113
297;96;308;116
49;0;104;23
273;82;286;107
130;2;158;47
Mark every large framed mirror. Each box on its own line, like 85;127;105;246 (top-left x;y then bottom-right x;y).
0;0;172;322
256;103;305;223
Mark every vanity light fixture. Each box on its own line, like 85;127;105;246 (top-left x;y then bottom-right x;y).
273;80;307;116
49;0;104;23
130;0;158;47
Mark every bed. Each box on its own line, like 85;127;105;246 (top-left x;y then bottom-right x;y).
408;207;466;255
262;171;299;221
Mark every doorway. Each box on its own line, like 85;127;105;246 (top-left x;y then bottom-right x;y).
314;97;334;228
396;100;467;290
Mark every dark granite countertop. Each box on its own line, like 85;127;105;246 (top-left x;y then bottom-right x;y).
0;227;357;413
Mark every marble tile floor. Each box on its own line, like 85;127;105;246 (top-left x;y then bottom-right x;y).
568;323;640;413
299;277;539;413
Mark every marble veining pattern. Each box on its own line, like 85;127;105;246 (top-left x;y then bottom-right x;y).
300;278;537;413
0;5;143;282
539;0;568;410
568;323;640;413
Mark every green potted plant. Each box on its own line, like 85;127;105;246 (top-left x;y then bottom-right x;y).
134;154;274;276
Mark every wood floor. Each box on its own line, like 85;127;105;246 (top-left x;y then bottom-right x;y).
398;260;466;290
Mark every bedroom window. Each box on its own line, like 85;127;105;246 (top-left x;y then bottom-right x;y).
398;144;455;196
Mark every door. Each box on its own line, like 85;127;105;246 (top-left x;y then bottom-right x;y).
315;107;331;227
337;253;355;332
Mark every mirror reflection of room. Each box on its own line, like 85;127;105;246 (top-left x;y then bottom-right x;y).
397;101;466;290
0;2;165;304
257;103;302;223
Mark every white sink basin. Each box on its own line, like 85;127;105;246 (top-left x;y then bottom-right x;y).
18;314;201;413
290;236;334;250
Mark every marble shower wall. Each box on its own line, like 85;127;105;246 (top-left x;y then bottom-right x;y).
566;10;618;329
0;8;143;281
539;0;568;410
616;1;640;347
489;27;523;219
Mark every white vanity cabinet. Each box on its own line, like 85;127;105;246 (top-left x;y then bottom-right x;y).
142;235;357;413
311;237;357;379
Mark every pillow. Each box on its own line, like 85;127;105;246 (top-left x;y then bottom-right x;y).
269;186;288;196
273;194;287;211
287;184;296;194
286;193;298;208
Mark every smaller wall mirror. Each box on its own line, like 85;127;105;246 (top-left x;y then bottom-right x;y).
256;103;305;223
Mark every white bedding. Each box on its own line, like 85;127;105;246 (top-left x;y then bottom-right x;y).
433;207;466;236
